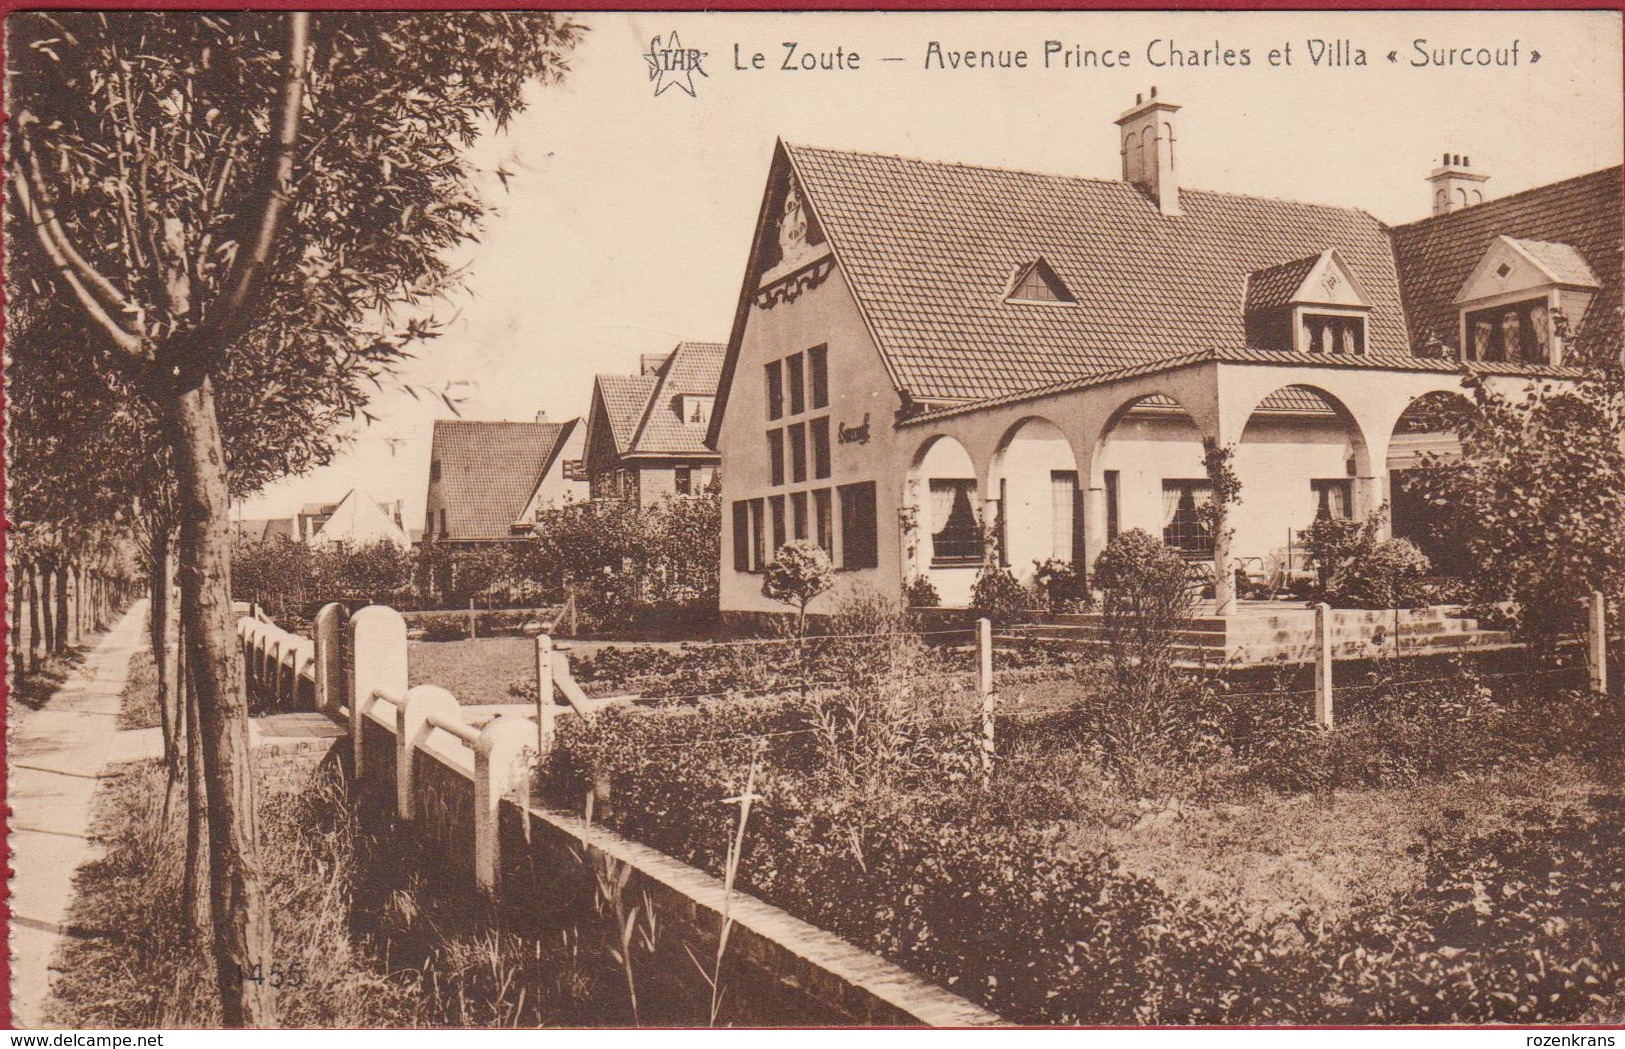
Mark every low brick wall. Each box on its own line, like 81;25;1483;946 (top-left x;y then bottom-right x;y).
249;714;347;794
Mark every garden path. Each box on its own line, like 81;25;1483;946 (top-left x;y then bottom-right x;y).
7;600;160;1027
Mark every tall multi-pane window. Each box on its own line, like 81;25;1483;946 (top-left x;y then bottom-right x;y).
810;417;831;479
838;482;878;569
770;495;788;555
768;429;785;487
814;489;833;554
1161;480;1215;558
765;361;784;420
791;491;809;541
675;466;692;496
929;479;982;566
808;345;829;409
788;423;808;484
787;352;806;415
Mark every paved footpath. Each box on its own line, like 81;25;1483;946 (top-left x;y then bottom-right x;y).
7;600;161;1028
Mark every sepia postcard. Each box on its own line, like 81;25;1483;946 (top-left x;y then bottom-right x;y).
4;6;1623;1037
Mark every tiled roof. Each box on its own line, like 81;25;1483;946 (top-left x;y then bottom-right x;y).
785;144;1414;403
631;341;725;456
1244;255;1321;313
231;518;293;543
1506;237;1602;287
429;420;575;542
594;374;659;455
1391;167;1622;363
1138;386;1335;415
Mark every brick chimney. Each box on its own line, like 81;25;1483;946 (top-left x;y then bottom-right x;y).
1115;87;1181;217
534;409;548;422
1428;152;1490;216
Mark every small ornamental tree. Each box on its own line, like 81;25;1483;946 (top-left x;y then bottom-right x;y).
1411;366;1625;651
762;541;835;639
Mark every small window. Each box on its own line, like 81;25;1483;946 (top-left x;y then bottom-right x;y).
770;495;788;555
675;466;692;496
732;501;751;571
838;482;878;570
429;460;442;482
765;361;784;421
814;488;833;555
767;429;785;487
929;479;982;566
787;352;806;415
1311;479;1353;520
1301;314;1365;356
810;417;831;479
791;491;809;541
789;423;808;484
1463;298;1552;364
1161;480;1214;559
809;345;829;409
1006;260;1075;305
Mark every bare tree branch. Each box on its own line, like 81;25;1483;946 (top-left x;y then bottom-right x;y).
203;11;310;349
8;141;148;359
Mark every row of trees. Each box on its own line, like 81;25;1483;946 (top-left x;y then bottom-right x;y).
6;11;583;1025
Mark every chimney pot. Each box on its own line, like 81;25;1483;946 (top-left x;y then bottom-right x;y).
1150;85;1157;97
1115;89;1181;217
1135;92;1142;104
1463;156;1470;167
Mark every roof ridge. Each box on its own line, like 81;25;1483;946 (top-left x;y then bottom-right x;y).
784;140;1385;220
1391;165;1623;231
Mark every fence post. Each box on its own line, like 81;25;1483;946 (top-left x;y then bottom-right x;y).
1590;591;1608;695
468;597;477;641
396;685;461;820
474;716;535;896
1314;602;1334;729
313;603;346;716
535;635;556;761
350;605;408;780
977;617;995;787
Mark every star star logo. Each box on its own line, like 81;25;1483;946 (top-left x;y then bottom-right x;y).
644;32;708;98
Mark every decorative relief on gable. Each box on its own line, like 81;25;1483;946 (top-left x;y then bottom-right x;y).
754;255;836;309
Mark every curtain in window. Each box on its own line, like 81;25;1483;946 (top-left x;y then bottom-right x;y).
1162;485;1182;528
931;480;960;535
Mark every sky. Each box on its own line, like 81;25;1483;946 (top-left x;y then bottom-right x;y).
235;9;1624;530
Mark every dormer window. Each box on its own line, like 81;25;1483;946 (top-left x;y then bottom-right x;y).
682;395;715;426
1453;236;1598;366
1006;259;1075;305
1245;249;1372;356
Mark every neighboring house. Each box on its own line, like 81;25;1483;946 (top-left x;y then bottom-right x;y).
583;341;724;506
422;416;587;546
709;89;1621;615
231;490;409;549
307;489;412;550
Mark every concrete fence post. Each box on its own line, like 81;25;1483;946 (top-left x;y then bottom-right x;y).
266;637;283;710
473;716;535;895
1314;602;1334;729
977;617;995;788
350;605;408;779
536;635;556;761
313;603;346;715
1590;591;1608;695
396;685;462;820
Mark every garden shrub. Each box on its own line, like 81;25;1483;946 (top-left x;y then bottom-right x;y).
1030;558;1091;612
1328;538;1433;610
902;575;941;608
969;563;1030;626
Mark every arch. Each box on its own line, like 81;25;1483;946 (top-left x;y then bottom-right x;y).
1235;384;1374;574
1456;187;1470;207
1387;390;1476;576
989;416;1083;578
1093;392;1210;562
905;434;984;606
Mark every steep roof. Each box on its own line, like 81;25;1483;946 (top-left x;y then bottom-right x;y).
593;374;659;455
1391;167;1622;362
428;420;575;542
631;341;726;456
310;488;409;549
782;143;1414;404
1244;255;1322;314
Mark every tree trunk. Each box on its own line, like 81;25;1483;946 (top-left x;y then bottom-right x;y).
152;531;180;771
55;560;70;651
10;560;25;698
27;563;41;670
181;629;211;938
168;377;275;1027
39;563;56;656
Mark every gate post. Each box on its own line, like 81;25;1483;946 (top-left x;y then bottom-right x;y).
350;605;408;780
313;603;347;715
1589;591;1608;695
